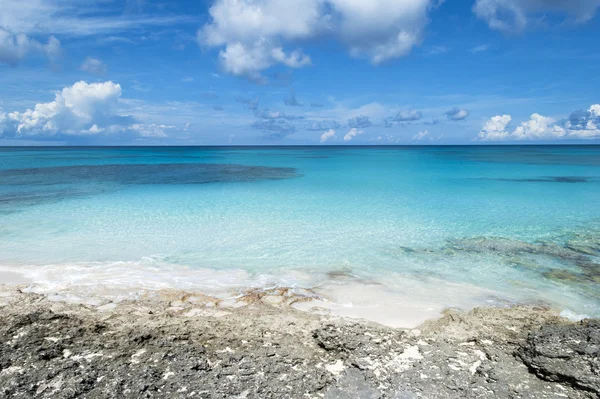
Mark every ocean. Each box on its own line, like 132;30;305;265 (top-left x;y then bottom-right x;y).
1;146;599;327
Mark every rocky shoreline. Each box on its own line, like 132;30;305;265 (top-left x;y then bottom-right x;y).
0;286;598;398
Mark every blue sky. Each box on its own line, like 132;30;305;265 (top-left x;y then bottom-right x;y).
0;0;599;145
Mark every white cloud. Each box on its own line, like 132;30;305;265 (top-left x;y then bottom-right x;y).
413;130;430;140
320;129;336;143
478;114;512;141
330;0;431;64
271;47;312;68
199;0;436;78
343;127;364;141
473;0;600;33
512;113;565;139
565;104;600;138
80;56;108;75
384;109;422;127
199;0;321;79
0;81;146;138
0;27;60;66
130;124;175;138
396;110;422;121
479;105;600;141
446;107;469;121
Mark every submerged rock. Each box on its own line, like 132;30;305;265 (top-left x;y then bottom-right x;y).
518;319;600;394
446;236;589;262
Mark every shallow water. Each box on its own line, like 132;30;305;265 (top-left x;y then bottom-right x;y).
0;146;599;326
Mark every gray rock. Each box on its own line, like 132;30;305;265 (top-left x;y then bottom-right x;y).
518;319;600;394
0;288;598;399
324;368;380;399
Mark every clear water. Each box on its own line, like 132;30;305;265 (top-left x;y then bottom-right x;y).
1;146;599;325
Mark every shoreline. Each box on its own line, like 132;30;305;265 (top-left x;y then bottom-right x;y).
0;265;590;329
0;284;598;398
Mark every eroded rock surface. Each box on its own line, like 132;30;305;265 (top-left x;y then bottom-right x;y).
0;287;597;399
518;319;600;394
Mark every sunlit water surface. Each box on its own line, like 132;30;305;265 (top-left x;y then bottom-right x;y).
1;146;599;326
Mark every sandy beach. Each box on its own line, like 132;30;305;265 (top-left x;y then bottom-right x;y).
0;271;31;286
0;284;597;398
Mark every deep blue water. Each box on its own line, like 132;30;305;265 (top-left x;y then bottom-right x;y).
0;146;599;324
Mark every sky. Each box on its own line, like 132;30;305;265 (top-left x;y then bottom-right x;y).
0;0;599;146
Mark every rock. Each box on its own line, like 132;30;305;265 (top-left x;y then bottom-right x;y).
517;319;600;394
0;287;597;399
324;368;379;399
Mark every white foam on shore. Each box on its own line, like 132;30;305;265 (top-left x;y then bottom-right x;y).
559;309;590;322
0;262;512;328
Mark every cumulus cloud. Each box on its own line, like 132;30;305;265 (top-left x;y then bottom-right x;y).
478;114;512;141
0;81;161;139
329;0;432;64
343;127;364;141
199;0;437;79
320;129;336;143
478;105;600;141
446;107;469;121
199;0;319;80
348;115;372;129
80;56;108;75
473;0;600;33
0;27;60;66
565;104;600;138
512;113;566;139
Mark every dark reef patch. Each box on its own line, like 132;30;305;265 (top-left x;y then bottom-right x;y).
0;163;299;186
0;163;299;211
476;176;595;184
435;147;600;166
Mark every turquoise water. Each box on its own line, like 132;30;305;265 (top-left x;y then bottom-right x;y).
0;146;599;324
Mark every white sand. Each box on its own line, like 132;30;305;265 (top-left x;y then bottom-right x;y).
0;270;31;285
